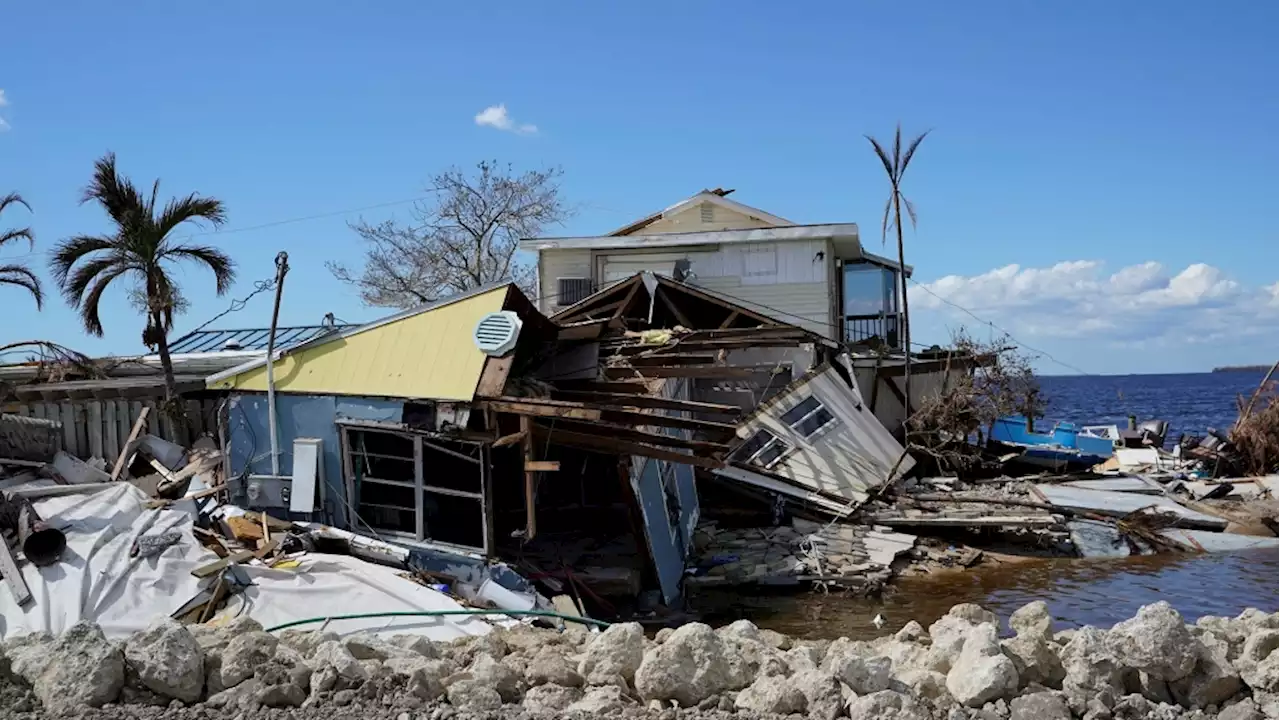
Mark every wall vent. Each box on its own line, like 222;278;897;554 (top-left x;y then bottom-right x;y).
474;311;523;356
556;277;595;306
700;203;715;223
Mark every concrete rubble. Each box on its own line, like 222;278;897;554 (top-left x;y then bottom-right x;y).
0;602;1272;719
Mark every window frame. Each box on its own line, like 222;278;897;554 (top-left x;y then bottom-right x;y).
780;395;839;441
732;428;792;470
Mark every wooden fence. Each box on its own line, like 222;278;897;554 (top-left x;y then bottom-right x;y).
1;398;223;464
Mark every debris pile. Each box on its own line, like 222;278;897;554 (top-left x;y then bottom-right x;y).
0;602;1275;719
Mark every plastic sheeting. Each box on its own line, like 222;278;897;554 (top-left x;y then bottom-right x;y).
0;482;493;642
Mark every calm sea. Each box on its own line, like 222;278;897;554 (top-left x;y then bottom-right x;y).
699;370;1278;636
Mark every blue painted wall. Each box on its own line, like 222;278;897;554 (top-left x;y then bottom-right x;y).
629;454;700;606
226;393;404;524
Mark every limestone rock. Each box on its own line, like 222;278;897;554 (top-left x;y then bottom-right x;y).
946;624;1019;707
406;661;452;700
446;678;503;711
1060;627;1126;711
785;645;823;674
252;661;306;708
277;629;338;658
470;653;522;702
759;628;792;650
893;668;949;700
578;622;645;685
1171;634;1243;709
792;669;844;720
311;640;370;684
219;630;279;689
123;620;205;703
384;654;447;678
822;637;875;671
654;628;674;645
1108;601;1198;682
633;623;730;706
931;614;980;666
734;672;806;715
31;621;125;714
1242;649;1279;694
449;632;508;666
830;652;893;695
1237;630;1280;688
391;634;439;658
847;689;922;720
1010;601;1053;639
567;684;634;714
1001;633;1065;688
895;620;927;643
1219;697;1264;720
196;617;263;655
950;603;1000;627
1009;691;1071;720
4;631;55;683
527;646;583;688
523;683;583;715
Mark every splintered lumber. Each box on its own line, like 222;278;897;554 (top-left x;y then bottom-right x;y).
552;390;743;417
599;408;738;434
535;425;721;469
525;460;560;472
610;338;815;355
626;354;720;366
110;406;151;480
0;537;31;605
487;396;737;434
482;398;602;421
191;549;253;578
603;364;785;380
521;416;537;540
866;514;1061;529
546;419;729;453
554;380;655;395
493;431;528;448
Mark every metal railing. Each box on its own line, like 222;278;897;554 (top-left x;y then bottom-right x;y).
845;313;900;347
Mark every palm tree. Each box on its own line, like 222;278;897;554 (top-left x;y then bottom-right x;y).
866;124;929;425
1;192;43;308
51;152;236;403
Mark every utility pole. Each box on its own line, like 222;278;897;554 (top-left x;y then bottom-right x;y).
265;252;289;476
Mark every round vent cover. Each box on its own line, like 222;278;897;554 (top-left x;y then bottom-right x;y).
474;311;523;356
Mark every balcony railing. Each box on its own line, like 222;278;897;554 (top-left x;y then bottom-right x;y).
845;313;900;348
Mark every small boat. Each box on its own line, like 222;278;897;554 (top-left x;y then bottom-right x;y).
988;416;1117;471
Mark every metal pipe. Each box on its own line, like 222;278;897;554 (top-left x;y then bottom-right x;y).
265;252;290;476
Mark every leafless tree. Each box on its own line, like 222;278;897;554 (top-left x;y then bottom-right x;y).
329;161;570;308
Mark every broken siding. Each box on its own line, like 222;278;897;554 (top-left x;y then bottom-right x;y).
539;248;593;314
736;366;914;501
210;286;508;401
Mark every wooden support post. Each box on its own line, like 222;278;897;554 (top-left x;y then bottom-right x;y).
718;310;740;329
656;287;693;327
110;406;151;481
0;536;31;606
520;416;537;541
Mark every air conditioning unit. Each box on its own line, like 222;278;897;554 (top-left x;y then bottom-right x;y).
557;277;594;306
474;311;522;356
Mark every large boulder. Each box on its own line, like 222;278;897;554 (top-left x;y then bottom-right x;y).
945;623;1018;707
522;683;583;715
1010;601;1054;639
566;684;634;714
1060;626;1126;711
405;661;452;700
4;632;55;683
1107;602;1198;682
1219;697;1265;720
895;620;927;643
1242;649;1279;695
446;678;503;711
719;620;789;688
469;653;522;702
527;646;583;688
1170;633;1242;709
950;603;1000;627
251;661;307;708
277;629;338;658
734;673;806;715
1001;632;1065;688
792;668;844;720
846;689;923;720
311;640;370;685
830;652;893;695
219;630;279;689
892;668;949;701
1237;630;1280;693
30;621;125;714
785;645;823;674
123;620;205;703
577;622;645;685
633;623;731;707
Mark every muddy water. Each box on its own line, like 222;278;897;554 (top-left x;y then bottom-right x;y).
691;549;1279;640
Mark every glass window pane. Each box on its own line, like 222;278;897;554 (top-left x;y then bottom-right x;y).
793;407;836;438
755;438;789;467
780;397;822;426
844;264;887;316
423;492;485;549
732;429;776;462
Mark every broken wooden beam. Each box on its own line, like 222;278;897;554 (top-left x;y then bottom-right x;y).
550;419;730;453
525;460;560;472
0;536;31;606
535;425;722;469
603;364;786;380
551;390;742;417
110;406;151;481
482;398;603;421
520;416;537;540
191;549;254;578
492;430;528;448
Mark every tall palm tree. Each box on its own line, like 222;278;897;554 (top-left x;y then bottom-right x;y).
50;152;236;403
866;124;929;425
0;192;43;308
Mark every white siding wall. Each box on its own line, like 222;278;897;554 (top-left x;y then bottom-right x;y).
538;248;592;313
637;203;774;234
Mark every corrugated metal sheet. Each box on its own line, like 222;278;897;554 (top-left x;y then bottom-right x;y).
209;286;509;401
1033;484;1228;531
169;325;349;353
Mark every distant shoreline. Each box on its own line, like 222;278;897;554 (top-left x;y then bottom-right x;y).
1211;364;1275;373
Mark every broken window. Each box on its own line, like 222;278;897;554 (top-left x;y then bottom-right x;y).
343;426;488;553
732;428;791;469
780;396;837;439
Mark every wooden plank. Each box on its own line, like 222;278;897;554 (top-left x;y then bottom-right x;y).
482;399;602;421
103;400;119;465
553;380;654;394
718;311;740;329
191;550;254;578
525;460;561;472
0;536;31;605
538;426;721;469
627;354;719;366
550;419;729;453
521;416;537;540
59;401;76;456
603;364;782;380
110;406;151;481
116;401;131;454
492;431;527;448
475;354;515;398
557;320;609;341
158;401;176;443
87;401;104;460
600;408;738;434
552;390;742;416
610;278;643;322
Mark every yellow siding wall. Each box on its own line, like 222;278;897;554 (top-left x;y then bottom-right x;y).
639;202;775;234
210;287;508;401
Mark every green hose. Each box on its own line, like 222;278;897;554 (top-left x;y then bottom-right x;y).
264;609;611;633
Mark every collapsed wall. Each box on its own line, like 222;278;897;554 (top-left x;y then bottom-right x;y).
0;602;1275;720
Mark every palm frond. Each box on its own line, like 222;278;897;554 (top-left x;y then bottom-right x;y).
49;234;117;287
78;265;132;336
0;227;34;249
865;135;896;183
0;265;44;309
900;130;931;174
903;197;919;230
81;153;146;229
164;244;236;294
155;194;226;240
892;125;903;179
880;195;895;245
63;255;126;308
0;192;32;215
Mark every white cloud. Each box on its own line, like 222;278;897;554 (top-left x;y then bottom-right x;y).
474;104;537;135
910;259;1276;349
0;89;9;131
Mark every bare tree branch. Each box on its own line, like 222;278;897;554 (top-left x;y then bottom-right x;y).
330;161;571;308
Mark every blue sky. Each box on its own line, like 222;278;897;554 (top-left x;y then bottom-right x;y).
1;1;1275;375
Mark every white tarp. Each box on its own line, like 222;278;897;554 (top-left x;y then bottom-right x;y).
0;482;493;641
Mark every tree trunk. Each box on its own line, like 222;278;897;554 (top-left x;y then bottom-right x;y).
152;309;177;402
893;191;912;433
